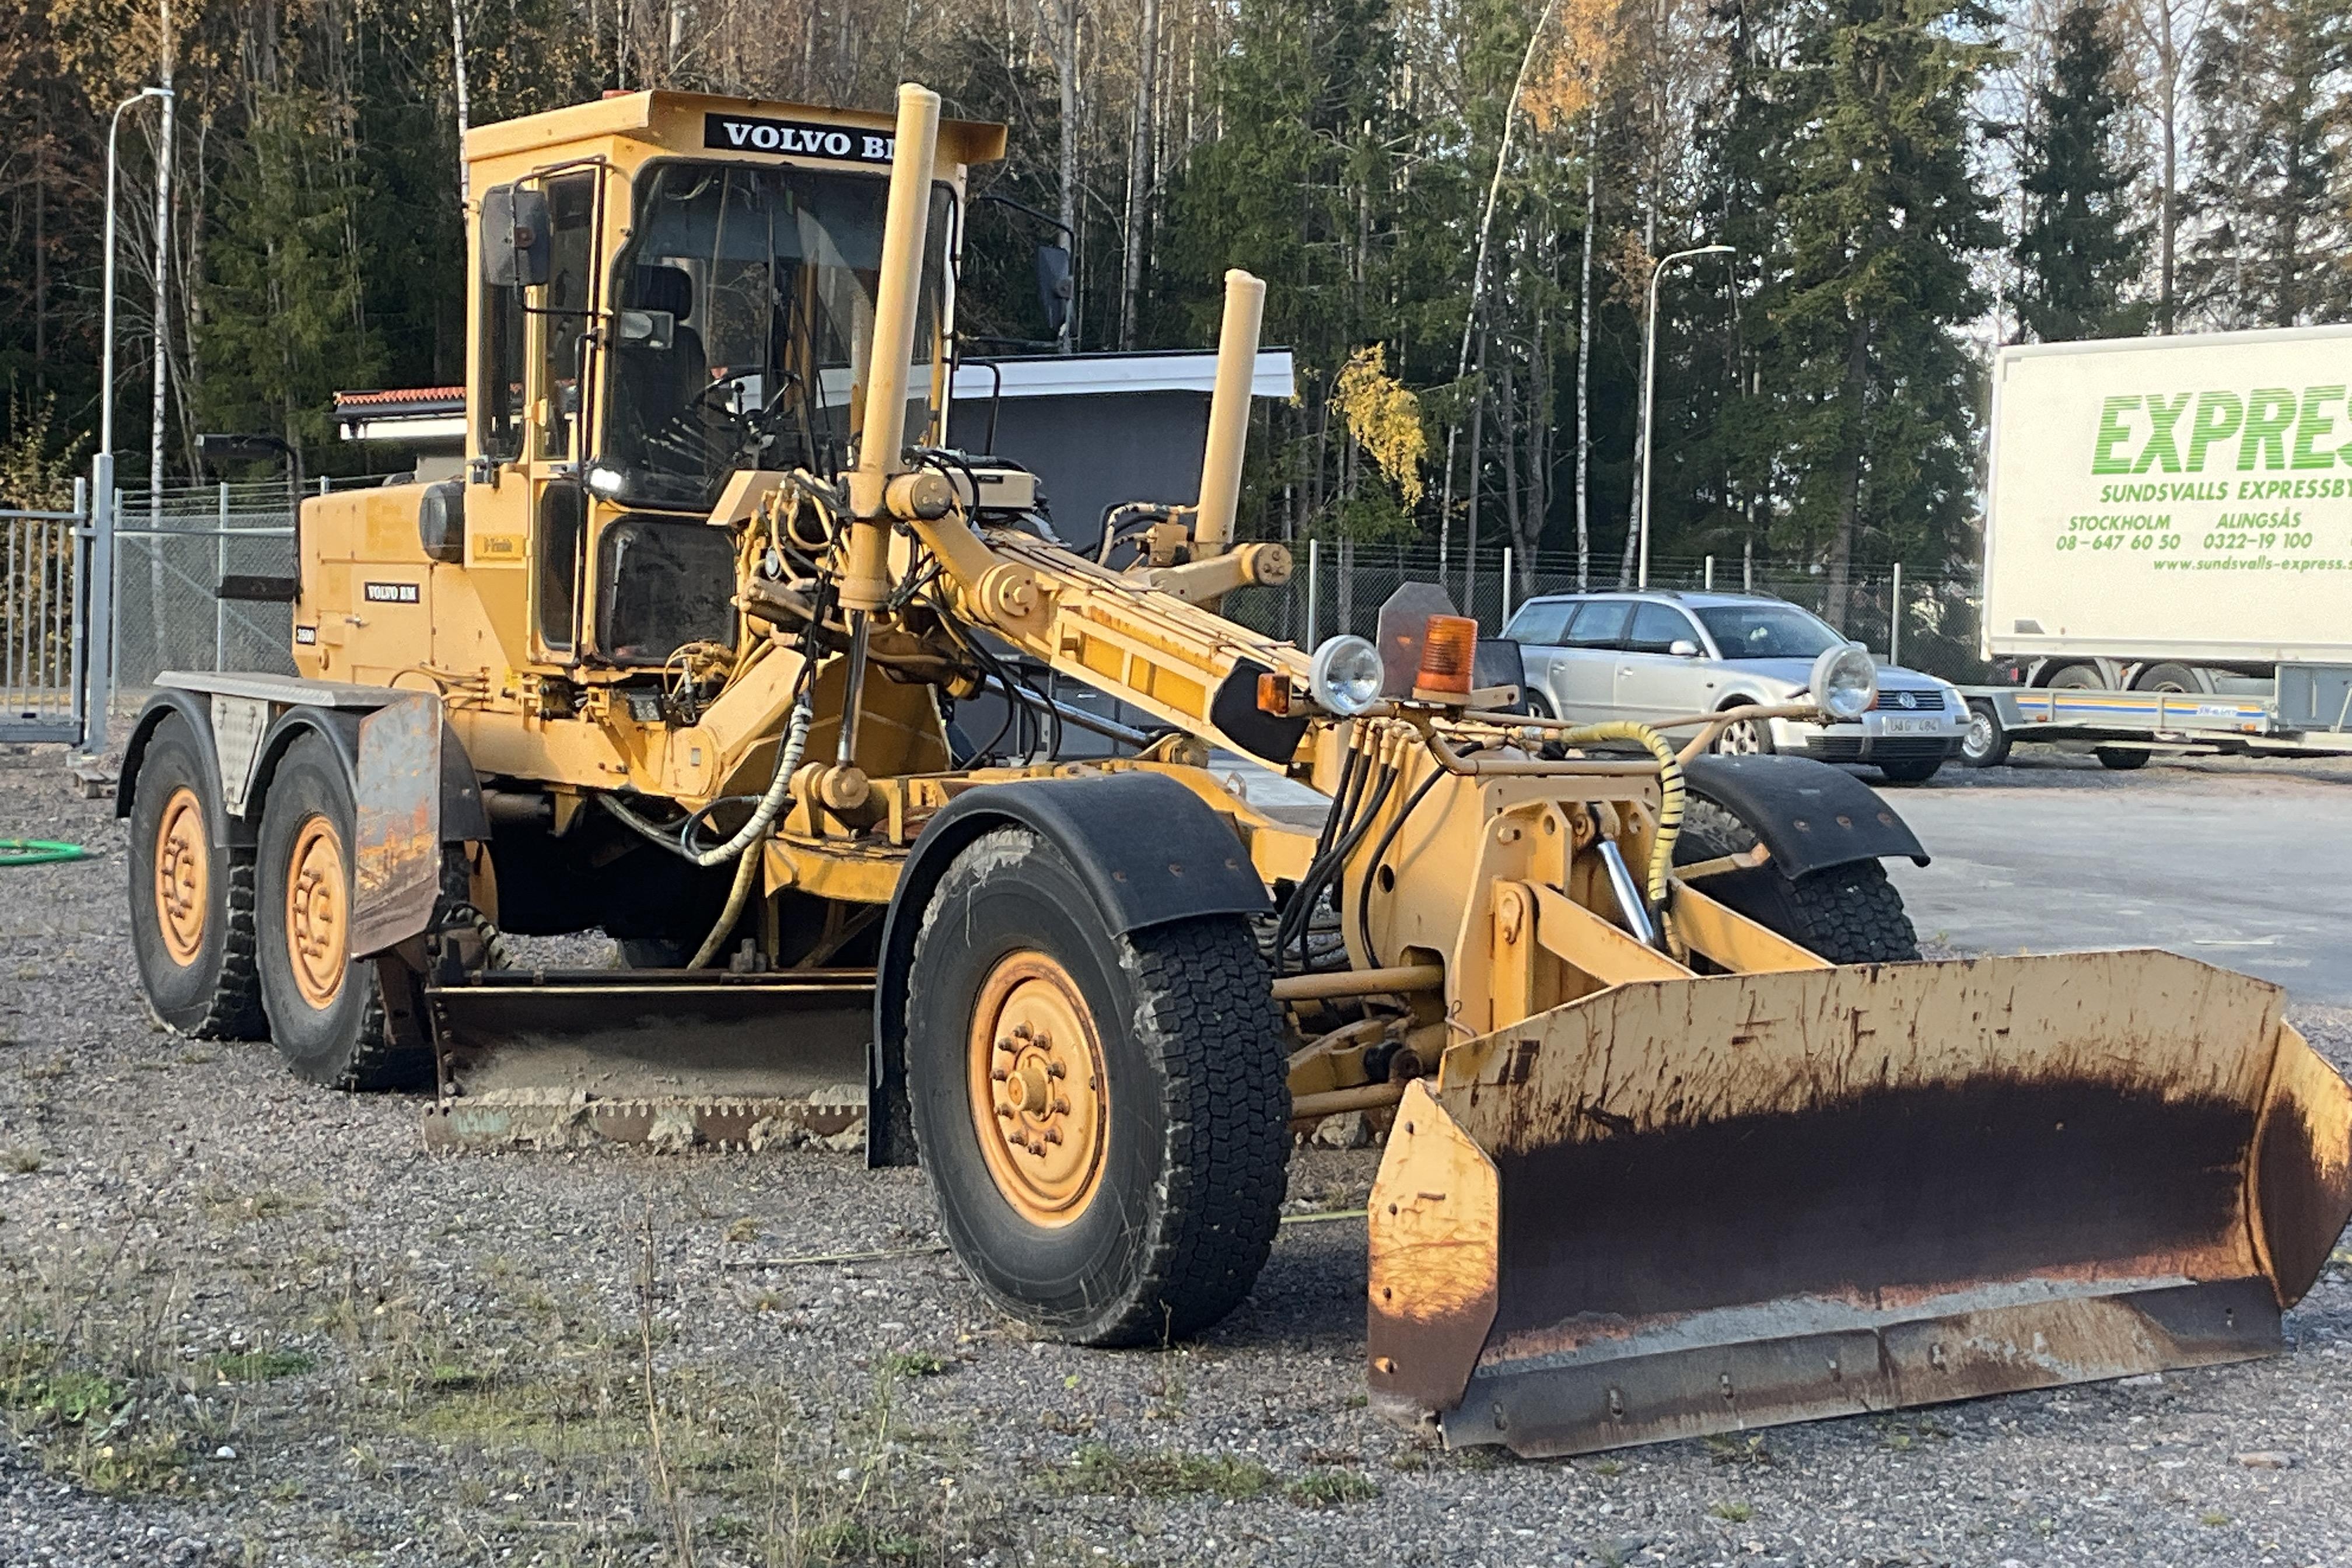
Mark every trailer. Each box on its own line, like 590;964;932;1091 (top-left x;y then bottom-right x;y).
1982;324;2352;694
1958;664;2352;768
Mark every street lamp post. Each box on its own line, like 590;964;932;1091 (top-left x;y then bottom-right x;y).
1635;243;1733;590
82;85;174;754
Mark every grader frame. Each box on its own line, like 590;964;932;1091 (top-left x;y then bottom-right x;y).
116;82;2352;1458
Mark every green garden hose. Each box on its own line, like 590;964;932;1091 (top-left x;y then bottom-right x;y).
0;838;93;867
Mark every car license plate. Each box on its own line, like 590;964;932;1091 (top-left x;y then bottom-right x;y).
1882;716;1940;735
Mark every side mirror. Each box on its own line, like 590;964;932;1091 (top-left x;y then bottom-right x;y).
481;186;551;288
1668;638;1702;658
1035;242;1073;338
615;309;675;352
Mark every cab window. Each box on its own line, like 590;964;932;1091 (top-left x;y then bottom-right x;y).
1625;602;1700;654
536;174;598;460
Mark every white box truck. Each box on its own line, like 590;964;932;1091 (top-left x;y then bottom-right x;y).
1965;324;2352;767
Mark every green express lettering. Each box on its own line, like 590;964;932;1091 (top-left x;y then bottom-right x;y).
2091;396;2139;475
2291;386;2345;471
2185;391;2243;472
2239;387;2297;470
2132;391;2192;474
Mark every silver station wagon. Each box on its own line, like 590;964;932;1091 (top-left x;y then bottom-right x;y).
1502;590;1967;783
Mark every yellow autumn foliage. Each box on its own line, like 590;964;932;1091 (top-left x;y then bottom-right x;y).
1333;345;1427;509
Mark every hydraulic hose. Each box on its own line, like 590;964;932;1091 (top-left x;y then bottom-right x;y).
601;694;816;869
687;692;818;970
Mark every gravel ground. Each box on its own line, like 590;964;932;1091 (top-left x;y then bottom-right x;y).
3;744;2349;1568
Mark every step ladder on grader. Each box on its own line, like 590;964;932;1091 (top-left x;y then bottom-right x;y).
116;82;2352;1456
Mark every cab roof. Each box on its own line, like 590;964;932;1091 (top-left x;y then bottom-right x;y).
461;90;1008;170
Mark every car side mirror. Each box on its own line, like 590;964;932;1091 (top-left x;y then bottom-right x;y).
481;186;551;288
1669;639;1701;658
615;309;675;351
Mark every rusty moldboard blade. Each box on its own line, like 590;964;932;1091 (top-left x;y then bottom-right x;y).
1438;1278;2281;1457
1366;950;2352;1454
424;967;876;1152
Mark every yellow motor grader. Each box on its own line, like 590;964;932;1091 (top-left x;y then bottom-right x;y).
118;83;2352;1457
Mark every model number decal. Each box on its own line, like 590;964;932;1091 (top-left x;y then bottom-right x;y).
704;113;891;163
363;580;420;604
293;625;318;644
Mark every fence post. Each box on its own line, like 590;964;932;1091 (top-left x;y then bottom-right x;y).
1889;562;1902;666
1743;538;1754;593
1704;554;1714;590
79;454;116;754
216;482;230;670
1500;546;1513;629
1306;538;1320;648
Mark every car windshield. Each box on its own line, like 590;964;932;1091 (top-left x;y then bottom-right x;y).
1695;603;1845;660
601;161;950;511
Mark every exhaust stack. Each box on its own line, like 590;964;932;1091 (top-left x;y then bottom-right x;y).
1193;268;1265;561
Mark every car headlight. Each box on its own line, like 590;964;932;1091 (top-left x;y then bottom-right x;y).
1307;635;1384;716
1808;643;1877;722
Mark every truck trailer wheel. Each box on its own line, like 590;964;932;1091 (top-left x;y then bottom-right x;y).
1674;797;1920;964
126;715;267;1039
904;826;1287;1346
254;735;430;1090
2094;747;2150;771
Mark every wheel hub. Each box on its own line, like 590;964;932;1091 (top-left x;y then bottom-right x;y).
967;951;1108;1226
285;816;348;1009
154;786;209;965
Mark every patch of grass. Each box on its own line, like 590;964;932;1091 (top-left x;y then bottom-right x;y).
1589;1457;1627;1478
1703;1433;1772;1466
1709;1500;1755;1523
804;1519;929;1562
208;1349;314;1382
76;1430;191;1496
1283;1469;1380;1508
6;1367;122;1426
724;1216;760;1244
174;1048;215;1066
1055;1443;1274;1500
2201;1510;2231;1527
22;1054;70;1082
196;1182;320;1226
880;1350;949;1379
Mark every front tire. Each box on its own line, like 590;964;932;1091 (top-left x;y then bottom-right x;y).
1960;699;2010;768
905;827;1288;1346
1875;757;1943;785
256;736;429;1090
126;715;267;1039
1674;797;1920;964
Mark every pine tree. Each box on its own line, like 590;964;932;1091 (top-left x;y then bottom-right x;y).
2184;0;2352;328
1738;0;2000;625
2014;1;2149;342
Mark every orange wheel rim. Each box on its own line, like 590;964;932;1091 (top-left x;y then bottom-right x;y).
966;951;1110;1227
153;786;209;965
284;814;348;1009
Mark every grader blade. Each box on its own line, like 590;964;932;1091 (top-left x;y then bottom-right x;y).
421;968;876;1151
1367;950;2352;1457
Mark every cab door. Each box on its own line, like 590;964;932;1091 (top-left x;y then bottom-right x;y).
461;172;601;673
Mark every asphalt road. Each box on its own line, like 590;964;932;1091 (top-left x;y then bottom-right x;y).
1885;753;2352;1005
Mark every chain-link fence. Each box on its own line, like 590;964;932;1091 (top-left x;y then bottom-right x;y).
1224;543;1991;685
108;481;314;695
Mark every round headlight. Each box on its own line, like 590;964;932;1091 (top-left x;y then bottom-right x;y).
1808;643;1878;722
1308;635;1384;716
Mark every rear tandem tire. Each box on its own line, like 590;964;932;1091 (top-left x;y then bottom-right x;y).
255;735;430;1091
905;825;1289;1347
2094;747;2151;771
126;715;267;1039
1674;797;1921;964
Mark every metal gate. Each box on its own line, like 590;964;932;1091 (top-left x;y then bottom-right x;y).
1;484;88;744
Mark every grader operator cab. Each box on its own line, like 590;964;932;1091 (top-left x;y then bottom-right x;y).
118;84;2352;1457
